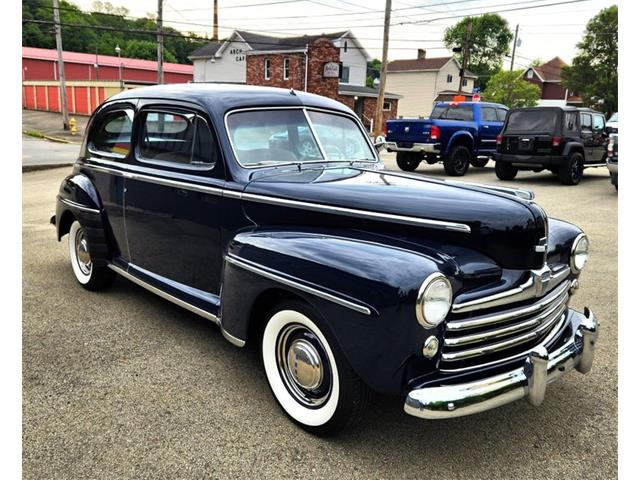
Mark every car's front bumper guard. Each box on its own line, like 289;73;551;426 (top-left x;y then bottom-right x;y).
404;307;598;419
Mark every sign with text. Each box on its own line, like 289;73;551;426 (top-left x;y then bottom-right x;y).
323;62;341;78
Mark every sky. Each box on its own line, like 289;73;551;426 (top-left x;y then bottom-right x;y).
72;0;616;68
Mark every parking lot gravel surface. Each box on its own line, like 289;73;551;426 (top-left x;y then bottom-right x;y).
23;157;617;479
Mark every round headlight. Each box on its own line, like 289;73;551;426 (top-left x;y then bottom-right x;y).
416;273;452;328
570;233;589;273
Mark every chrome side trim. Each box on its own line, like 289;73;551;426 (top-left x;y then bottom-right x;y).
221;329;246;347
58;196;101;214
240;192;471;233
452;266;570;314
447;280;571;331
404;308;598;420
225;254;372;316
108;264;220;324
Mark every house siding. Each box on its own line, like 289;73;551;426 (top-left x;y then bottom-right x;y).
193;39;248;83
338;37;367;86
386;71;435;117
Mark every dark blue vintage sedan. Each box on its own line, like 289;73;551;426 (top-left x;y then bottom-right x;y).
52;84;598;435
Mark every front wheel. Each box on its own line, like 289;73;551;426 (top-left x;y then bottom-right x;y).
68;220;115;290
470;157;489;168
396;152;421;171
495;161;519;180
443;145;471;176
261;300;370;436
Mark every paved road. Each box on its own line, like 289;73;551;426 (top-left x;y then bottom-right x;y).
23;160;617;479
22;136;79;169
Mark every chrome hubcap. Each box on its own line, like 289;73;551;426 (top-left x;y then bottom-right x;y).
75;228;92;275
276;324;332;408
286;339;323;390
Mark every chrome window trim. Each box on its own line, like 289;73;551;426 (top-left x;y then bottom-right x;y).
225;254;372;316
452;266;570;314
447;280;571;331
107;264;246;348
240;192;471;233
57;196;101;214
223;105;379;170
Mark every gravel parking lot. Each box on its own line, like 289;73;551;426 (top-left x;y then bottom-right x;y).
23;157;617;479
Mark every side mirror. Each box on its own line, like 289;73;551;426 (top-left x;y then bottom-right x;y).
374;135;387;153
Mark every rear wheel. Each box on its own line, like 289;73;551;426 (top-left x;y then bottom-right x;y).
443;145;471;176
470;157;489;168
68;220;115;290
558;152;584;185
495;161;519;180
260;300;370;436
396;152;421;172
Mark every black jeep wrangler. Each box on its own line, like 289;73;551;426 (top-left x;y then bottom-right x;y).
494;106;608;185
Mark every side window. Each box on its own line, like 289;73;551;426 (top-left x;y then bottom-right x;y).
444;105;473;121
90;109;133;157
564;112;578;132
481;107;498;122
446;74;453;83
340;66;350;83
593;115;605;131
496;108;508;122
137;110;217;168
581;113;592;131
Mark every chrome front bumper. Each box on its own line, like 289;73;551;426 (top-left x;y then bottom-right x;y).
405;307;598;419
385;142;440;154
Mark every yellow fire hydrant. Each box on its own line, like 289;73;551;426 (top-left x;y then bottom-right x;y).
69;117;77;136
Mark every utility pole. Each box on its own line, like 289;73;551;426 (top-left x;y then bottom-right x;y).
213;0;219;41
52;0;69;130
458;19;472;94
157;0;164;85
374;0;392;136
510;24;519;71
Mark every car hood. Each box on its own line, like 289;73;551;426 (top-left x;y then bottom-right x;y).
242;166;547;270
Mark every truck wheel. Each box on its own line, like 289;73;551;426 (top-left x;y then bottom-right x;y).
443;145;471;176
558;152;584;185
396;152;421;171
68;220;115;290
495;161;518;180
261;300;370;436
470;157;489;168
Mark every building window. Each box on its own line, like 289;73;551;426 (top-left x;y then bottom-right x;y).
264;59;271;80
344;41;348;52
283;58;290;80
526;69;534;79
462;78;468;87
383;101;391;111
340;65;350;83
446;74;453;83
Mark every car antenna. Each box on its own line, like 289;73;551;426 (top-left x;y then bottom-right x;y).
290;88;296;96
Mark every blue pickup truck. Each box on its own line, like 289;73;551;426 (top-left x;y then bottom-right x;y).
384;101;509;176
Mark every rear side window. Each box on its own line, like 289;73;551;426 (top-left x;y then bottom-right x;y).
482;107;497;122
504;110;559;133
580;113;592;130
564;112;578;133
593;115;605;131
496;108;508;122
138;110;217;168
90;109;133;157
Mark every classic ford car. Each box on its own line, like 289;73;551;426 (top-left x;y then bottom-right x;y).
52;84;598;436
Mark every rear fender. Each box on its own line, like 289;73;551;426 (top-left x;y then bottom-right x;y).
562;142;585;157
220;228;460;394
445;130;475;155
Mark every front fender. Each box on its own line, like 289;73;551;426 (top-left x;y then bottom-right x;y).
220;227;461;394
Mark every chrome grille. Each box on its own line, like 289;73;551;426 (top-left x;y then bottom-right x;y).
441;280;571;372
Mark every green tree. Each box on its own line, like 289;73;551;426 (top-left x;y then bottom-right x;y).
562;5;618;116
482;70;541;108
443;14;513;90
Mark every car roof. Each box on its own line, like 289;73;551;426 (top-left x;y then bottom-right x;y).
435;101;507;108
106;83;355;117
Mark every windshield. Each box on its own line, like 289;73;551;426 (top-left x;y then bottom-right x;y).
608;112;618;122
504;110;559;134
226;108;376;167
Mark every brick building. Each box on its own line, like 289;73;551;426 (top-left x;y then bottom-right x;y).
522;57;582;107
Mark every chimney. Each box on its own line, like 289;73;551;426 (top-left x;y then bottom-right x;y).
417;49;426;60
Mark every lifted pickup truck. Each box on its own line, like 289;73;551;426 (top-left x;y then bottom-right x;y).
384;101;508;176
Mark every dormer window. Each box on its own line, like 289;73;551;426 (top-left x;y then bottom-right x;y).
526;69;534;79
344;41;348;53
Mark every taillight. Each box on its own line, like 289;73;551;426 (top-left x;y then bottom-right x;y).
430;125;440;141
552;136;561;147
607;141;614;157
496;134;502;146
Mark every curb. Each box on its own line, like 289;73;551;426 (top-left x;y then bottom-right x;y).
23;130;81;145
22;163;74;173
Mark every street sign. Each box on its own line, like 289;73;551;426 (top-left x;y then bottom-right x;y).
472;93;481;102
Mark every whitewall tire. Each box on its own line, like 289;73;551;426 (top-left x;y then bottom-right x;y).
261;300;370;436
68;220;115;290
